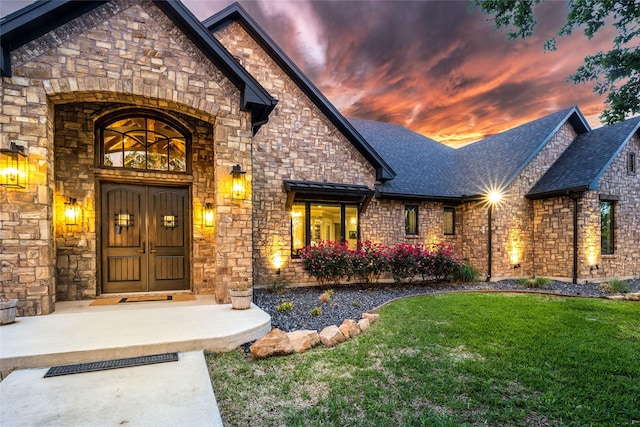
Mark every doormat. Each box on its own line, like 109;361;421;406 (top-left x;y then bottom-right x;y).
89;294;195;306
44;353;179;377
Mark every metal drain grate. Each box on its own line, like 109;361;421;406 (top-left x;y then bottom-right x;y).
44;353;179;378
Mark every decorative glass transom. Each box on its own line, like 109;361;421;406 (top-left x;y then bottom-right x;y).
102;116;187;172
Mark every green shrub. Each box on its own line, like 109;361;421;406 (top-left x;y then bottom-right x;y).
276;301;294;313
264;278;287;294
600;279;630;293
309;306;322;316
519;277;552;289
352;300;360;308
453;263;480;283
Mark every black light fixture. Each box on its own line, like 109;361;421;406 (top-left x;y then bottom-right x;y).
231;164;246;200
204;203;214;227
64;198;81;226
0;142;28;188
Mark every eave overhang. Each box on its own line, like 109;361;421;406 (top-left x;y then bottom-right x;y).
0;0;277;133
284;180;375;213
205;3;396;181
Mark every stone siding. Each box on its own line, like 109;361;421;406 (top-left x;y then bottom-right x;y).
213;21;377;286
595;133;640;280
0;0;253;313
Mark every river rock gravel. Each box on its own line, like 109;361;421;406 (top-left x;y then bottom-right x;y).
254;279;640;333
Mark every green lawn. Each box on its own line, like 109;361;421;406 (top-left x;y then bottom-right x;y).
206;293;640;426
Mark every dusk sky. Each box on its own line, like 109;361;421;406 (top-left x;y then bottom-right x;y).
2;1;616;146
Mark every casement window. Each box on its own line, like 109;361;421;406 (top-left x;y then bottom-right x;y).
405;205;418;235
600;200;614;255
444;207;455;235
98;111;189;172
291;202;359;256
629;152;637;174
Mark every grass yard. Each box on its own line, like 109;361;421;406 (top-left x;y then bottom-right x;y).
206;293;640;426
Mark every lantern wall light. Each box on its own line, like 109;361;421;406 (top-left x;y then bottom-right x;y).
64;198;81;226
0;142;28;188
231;164;246;200
204;203;214;227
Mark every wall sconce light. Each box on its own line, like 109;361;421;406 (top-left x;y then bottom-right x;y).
114;211;133;234
161;214;178;229
231;164;246;200
273;253;284;275
204;203;214;227
64;198;81;226
0;142;28;188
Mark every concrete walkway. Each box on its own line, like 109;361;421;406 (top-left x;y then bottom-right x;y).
0;296;271;426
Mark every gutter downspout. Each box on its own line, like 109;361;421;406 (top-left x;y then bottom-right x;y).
567;192;579;284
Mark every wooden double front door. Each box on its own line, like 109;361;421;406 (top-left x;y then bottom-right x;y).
101;184;190;293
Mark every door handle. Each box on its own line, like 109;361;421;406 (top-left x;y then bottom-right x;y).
149;242;158;254
137;242;146;253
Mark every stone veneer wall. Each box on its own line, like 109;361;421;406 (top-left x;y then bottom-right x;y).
213;21;377;286
0;0;254;313
460;122;579;280
593;133;640;280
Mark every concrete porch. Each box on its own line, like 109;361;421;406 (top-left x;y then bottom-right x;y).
0;296;271;376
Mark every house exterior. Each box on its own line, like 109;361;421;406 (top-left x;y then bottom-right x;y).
1;1;638;317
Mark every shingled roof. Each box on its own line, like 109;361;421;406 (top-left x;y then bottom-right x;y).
528;116;640;199
455;106;590;197
349;118;459;201
351;107;592;201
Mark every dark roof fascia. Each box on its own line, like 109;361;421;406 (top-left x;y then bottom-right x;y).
499;106;591;190
0;0;107;76
586;120;640;190
375;189;462;205
150;1;277;134
0;0;277;133
204;3;396;181
525;186;590;200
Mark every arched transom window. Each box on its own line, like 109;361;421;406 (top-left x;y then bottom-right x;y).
100;114;188;172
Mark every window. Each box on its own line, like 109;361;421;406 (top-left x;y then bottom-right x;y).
600;201;614;255
629;152;636;174
99;112;188;172
405;205;418;235
444;207;455;235
291;202;358;256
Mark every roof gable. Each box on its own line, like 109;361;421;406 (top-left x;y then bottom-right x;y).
455;106;590;197
204;2;395;181
528;116;640;199
0;0;276;133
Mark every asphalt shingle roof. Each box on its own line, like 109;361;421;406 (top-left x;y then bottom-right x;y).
349;118;459;199
350;106;597;200
528;116;640;198
455;106;588;196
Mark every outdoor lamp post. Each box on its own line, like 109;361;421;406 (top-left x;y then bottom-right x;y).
486;190;503;281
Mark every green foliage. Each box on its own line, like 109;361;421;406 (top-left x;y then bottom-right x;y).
264;278;287;294
275;301;294;313
600;279;631;294
309;306;322;316
453;263;480;282
207;294;640;426
352;299;360;308
472;0;640;124
300;240;461;285
519;276;552;289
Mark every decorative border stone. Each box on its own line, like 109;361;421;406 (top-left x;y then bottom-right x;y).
249;312;379;359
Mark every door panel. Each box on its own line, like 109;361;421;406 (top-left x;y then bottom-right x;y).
148;187;189;291
101;183;189;293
